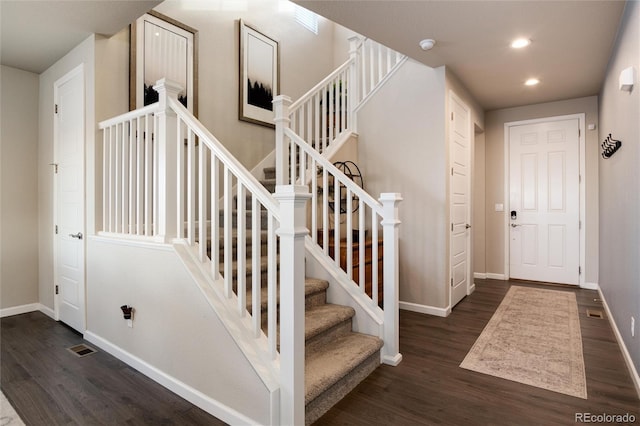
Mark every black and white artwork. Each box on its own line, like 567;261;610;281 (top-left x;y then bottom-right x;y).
239;20;279;127
131;12;198;116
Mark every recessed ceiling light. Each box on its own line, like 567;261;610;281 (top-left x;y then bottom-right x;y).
525;78;540;86
419;39;436;51
511;38;531;49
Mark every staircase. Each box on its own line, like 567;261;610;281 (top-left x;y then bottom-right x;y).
98;35;406;425
223;166;383;423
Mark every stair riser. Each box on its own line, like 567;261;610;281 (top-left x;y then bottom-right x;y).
305;320;352;355
305;352;381;425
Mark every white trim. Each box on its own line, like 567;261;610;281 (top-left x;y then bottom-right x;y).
0;303;40;318
90;234;173;251
597;289;640;399
39;304;56;320
503;114;586;284
474;272;487;279
399;301;451;317
486;273;506;280
468;283;476;295
84;331;261;425
0;303;56;319
580;282;599;291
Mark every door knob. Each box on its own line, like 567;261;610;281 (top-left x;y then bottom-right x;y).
465;224;471;229
69;232;83;240
510;224;520;228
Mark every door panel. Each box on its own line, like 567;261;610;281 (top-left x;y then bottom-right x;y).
55;66;85;333
509;118;579;285
450;94;471;307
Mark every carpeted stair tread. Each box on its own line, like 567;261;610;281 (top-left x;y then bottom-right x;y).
305;304;354;342
305;332;383;405
245;277;329;311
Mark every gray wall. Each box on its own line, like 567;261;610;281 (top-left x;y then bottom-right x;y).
598;0;639;375
0;65;40;309
484;96;600;285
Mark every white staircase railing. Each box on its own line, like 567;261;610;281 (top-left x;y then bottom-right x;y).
281;37;406;185
98;79;308;425
275;94;403;366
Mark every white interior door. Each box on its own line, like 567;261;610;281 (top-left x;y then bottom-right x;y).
55;65;86;333
509;118;579;285
450;93;471;308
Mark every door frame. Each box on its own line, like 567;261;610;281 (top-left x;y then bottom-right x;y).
503;113;585;287
449;90;472;308
53;63;86;330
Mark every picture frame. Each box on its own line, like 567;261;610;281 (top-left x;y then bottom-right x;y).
130;11;198;117
239;20;280;128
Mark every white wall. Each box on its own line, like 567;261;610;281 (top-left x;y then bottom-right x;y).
598;0;640;376
357;59;448;310
153;0;348;171
85;238;271;424
0;66;40;309
484;96;600;285
38;35;96;311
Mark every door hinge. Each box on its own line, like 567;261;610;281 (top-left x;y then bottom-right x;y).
579;266;582;275
578;129;581;137
579;174;582;184
451;112;454;121
55;225;58;234
451;223;454;232
55;285;59;295
55;104;58;114
579;220;582;230
451;278;453;287
451;167;454;176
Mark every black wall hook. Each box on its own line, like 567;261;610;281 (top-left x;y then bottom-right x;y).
602;133;622;159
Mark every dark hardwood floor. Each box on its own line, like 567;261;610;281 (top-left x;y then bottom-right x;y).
2;279;638;425
316;279;640;425
1;311;225;425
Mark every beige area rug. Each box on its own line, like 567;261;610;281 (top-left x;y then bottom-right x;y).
1;390;25;426
460;286;587;399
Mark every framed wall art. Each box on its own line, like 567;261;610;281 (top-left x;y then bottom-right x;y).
130;11;198;116
239;20;279;128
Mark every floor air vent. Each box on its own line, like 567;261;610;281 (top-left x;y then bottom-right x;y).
586;309;604;319
67;344;97;357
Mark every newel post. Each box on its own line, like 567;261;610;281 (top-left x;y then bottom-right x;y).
380;192;403;366
348;36;362;133
153;78;182;242
275;185;311;426
273;95;292;187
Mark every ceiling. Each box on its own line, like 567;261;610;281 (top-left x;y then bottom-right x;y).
0;0;161;74
1;1;626;110
295;0;627;110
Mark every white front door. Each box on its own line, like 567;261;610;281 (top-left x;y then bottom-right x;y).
450;93;471;307
509;118;580;285
54;65;86;333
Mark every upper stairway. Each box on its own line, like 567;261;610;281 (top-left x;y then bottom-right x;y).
97;36;406;425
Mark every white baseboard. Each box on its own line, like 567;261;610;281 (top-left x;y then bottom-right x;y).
0;303;40;318
84;331;259;425
597;289;640;399
473;272;487;279
486;273;506;280
399;301;450;317
581;282;599;290
468;283;476;295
